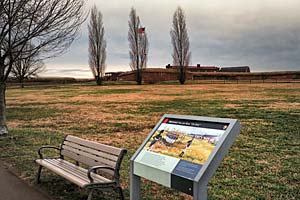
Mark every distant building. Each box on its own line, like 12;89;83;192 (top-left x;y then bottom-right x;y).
105;65;252;82
117;68;191;83
220;66;250;72
166;64;219;72
104;72;123;81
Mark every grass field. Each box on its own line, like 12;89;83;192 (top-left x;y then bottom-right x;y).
1;83;299;200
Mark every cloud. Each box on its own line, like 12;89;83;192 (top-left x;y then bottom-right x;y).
44;0;300;78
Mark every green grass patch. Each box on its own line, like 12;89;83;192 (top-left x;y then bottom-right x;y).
7;107;59;121
1;83;299;200
88;88;146;95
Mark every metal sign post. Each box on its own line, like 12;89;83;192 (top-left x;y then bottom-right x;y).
130;114;241;200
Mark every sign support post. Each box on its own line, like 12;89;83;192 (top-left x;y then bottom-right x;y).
193;182;207;200
130;161;141;200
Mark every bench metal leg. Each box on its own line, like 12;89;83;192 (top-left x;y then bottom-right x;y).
117;186;124;200
36;165;43;184
87;189;93;200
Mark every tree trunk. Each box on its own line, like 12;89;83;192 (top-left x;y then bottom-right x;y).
136;69;142;85
0;82;8;135
20;79;24;88
179;67;185;85
137;74;142;85
96;76;102;85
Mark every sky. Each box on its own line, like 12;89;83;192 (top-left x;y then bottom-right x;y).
43;0;300;78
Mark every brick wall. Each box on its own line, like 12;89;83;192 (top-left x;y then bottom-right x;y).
118;70;193;83
193;71;300;80
118;70;300;83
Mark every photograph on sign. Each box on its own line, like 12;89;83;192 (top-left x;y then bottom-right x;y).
144;118;228;165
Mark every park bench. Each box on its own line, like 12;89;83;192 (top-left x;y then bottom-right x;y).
35;135;127;200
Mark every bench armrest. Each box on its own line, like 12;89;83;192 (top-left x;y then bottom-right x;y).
87;166;115;183
38;146;61;159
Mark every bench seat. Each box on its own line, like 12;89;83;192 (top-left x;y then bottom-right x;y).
36;158;113;188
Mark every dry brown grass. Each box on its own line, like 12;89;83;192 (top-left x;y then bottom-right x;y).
4;82;300;200
7;83;300;137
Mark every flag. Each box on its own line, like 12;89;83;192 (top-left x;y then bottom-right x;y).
138;27;145;34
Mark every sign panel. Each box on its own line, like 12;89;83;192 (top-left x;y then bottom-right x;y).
131;114;241;198
134;116;232;193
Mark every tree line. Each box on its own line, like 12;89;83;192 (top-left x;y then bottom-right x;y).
89;6;190;86
7;5;190;87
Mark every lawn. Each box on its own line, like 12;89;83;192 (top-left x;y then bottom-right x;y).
1;83;299;200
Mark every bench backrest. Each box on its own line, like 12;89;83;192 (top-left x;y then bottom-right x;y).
61;135;126;177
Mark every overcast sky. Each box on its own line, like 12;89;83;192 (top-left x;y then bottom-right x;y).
43;0;300;78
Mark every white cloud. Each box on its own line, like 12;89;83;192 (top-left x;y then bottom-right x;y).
45;0;300;78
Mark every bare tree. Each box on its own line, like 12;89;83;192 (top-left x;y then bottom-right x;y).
10;42;45;88
128;7;148;85
88;5;106;86
0;0;86;135
170;6;191;85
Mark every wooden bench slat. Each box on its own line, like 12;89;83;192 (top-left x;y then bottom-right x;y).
45;159;89;181
62;145;117;167
36;159;112;186
65;135;122;156
44;159;111;183
61;149;115;176
45;159;88;178
36;159;87;187
63;141;119;162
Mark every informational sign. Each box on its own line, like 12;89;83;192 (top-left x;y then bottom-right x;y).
131;114;241;200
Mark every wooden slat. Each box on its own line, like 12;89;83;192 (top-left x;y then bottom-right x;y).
61;149;101;166
63;141;119;162
45;159;89;181
65;135;122;156
61;149;115;176
36;159;112;187
46;159;88;178
62;145;116;167
36;159;87;187
44;159;110;183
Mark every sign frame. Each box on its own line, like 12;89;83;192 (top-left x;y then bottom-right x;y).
130;114;242;200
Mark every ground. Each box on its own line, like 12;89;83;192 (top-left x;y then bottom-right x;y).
1;82;299;200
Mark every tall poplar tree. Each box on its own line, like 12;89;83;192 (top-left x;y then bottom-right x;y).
88;5;106;85
128;7;149;85
170;6;191;85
